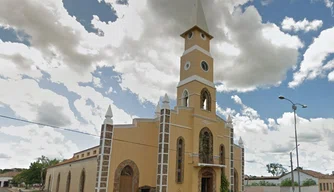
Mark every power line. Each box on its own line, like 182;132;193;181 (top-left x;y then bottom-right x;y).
0;114;244;162
0;114;99;137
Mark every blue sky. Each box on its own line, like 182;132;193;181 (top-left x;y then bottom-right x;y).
0;0;334;176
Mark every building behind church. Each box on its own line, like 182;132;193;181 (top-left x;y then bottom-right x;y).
45;0;245;191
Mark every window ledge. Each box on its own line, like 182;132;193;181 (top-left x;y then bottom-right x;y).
195;163;226;168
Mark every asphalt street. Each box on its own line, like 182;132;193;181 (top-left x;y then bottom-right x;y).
0;188;10;192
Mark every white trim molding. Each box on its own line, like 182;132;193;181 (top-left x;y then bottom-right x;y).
183;45;211;57
197;163;226;168
177;75;215;88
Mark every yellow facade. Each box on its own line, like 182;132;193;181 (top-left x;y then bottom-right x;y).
45;2;245;191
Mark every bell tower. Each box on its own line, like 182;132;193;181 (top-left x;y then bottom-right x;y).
177;0;216;117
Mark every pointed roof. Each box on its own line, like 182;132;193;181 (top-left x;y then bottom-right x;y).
227;115;232;123
155;102;161;113
192;0;209;34
238;137;244;148
155;102;161;117
181;0;213;39
104;105;113;124
162;93;170;109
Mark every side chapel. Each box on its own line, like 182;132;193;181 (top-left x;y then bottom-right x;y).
46;0;245;191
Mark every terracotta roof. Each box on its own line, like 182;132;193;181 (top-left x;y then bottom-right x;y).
300;170;325;178
280;169;334;179
246;176;280;180
48;155;98;169
0;171;21;177
73;145;99;155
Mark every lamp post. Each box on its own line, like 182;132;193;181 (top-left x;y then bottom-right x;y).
279;96;307;192
289;144;300;192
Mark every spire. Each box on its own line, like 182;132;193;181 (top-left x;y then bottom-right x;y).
155;102;161;117
226;115;233;128
180;0;212;39
227;115;232;124
238;137;244;148
104;105;113;124
162;93;170;109
192;0;209;34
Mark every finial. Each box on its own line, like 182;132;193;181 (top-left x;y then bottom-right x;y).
162;93;170;109
226;115;233;128
155;102;161;117
104;105;113;124
238;137;244;148
227;115;232;123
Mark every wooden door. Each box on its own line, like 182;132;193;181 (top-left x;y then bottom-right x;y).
120;175;133;192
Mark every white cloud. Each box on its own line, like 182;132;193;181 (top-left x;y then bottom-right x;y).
328;71;334;81
231;95;243;105
0;125;78;169
324;0;334;14
281;17;323;32
106;87;113;94
217;95;334;175
289;27;334;88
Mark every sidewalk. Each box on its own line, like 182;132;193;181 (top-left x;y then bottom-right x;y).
7;188;37;192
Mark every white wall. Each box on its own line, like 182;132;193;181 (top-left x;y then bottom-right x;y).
0;177;13;187
246;179;280;185
279;171;319;185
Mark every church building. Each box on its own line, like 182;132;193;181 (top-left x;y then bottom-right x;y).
45;0;245;191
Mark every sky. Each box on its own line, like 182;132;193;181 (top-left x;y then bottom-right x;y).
0;0;334;176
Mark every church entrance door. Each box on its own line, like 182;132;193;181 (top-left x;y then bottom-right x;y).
119;165;134;192
201;177;213;192
199;168;215;192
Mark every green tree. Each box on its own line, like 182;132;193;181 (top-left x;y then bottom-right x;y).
302;178;316;186
266;163;288;176
280;178;298;186
11;156;61;189
220;171;229;192
37;155;61;186
258;181;277;186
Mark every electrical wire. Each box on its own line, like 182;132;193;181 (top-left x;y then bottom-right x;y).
0;114;99;137
0;114;244;161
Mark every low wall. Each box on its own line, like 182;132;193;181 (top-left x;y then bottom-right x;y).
280;186;319;192
245;186;319;192
245;186;280;192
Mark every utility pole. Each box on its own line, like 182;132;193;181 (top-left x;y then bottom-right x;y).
290;152;295;192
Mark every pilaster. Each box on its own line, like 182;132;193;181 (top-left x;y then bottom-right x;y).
95;105;114;192
156;94;171;192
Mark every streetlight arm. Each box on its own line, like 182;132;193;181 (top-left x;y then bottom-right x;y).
283;98;295;105
295;103;307;108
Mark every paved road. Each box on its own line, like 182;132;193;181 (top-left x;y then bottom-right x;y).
0;188;10;192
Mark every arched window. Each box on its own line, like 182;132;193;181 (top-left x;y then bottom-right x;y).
220;145;225;175
200;88;211;111
176;137;185;183
56;173;60;192
199;128;213;164
79;169;85;192
182;90;189;107
47;175;51;192
66;171;71;192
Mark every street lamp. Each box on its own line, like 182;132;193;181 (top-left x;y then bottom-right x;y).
279;95;307;192
289;144;300;192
